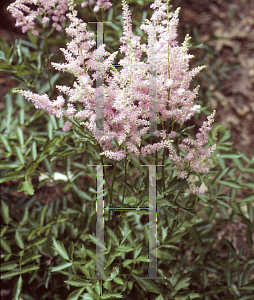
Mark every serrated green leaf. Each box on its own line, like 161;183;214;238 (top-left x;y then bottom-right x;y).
218;154;242;159
43;157;53;176
220;180;241;189
215;167;229;182
21;254;41;265
0;162;20;170
50;148;78;161
31;141;37;160
118;245;134;252
113;277;124;285
52;262;72;272
163;177;188;194
174;273;191;291
161;226;168;243
17;180;34;195
0;171;25;183
155;296;164;300
47;121;53;140
240;284;254;291
105;267;119;281
81;294;99;300
162;244;180;250
20;264;39;274
52;238;70;260
0;50;6;60
72;184;93;201
26;160;41;175
179;125;195;134
157;199;178;208
39;203;48;227
242;182;254;188
131;272;161;294
41;137;60;156
1;238;11;253
16;127;24;147
102;292;123;299
136;255;148;262
67;287;86;300
218;129;231;144
134;173;146;192
175;293;200;300
223;237;238;259
232;158;244;170
64;279;92;287
1;200;9;225
89;234;107;250
0;134;12;152
246;225;253;249
241;193;254;203
19;207;29;226
217;156;226;169
13;275;22;300
27;237;47;248
120;229;132;245
107;228;119;247
168;232;186;243
0;262;18;272
1;270;20;279
245;168;254;173
1;226;8;237
68;241;74;261
122;259;133;267
215;198;230;208
177;205;196;217
15;145;25;165
115;178;135;194
15;231;24;249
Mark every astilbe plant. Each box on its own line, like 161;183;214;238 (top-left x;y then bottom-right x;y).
12;0;216;194
2;1;254;299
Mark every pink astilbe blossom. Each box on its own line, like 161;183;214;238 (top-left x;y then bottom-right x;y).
17;90;65;118
7;0;68;35
15;0;216;194
52;0;150;162
164;110;216;177
62;121;73;132
81;0;112;12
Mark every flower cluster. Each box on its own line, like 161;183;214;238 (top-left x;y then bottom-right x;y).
14;0;216;193
16;90;65;118
81;0;112;12
7;0;68;35
7;0;113;36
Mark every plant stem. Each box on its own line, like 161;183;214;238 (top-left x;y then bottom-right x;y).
100;279;102;298
98;143;111;195
101;7;104;22
89;4;101;22
162;147;166;192
108;160;117;228
42;27;53;97
118;155;128;238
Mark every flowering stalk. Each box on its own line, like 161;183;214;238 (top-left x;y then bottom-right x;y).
42;25;53;96
11;0;216;194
